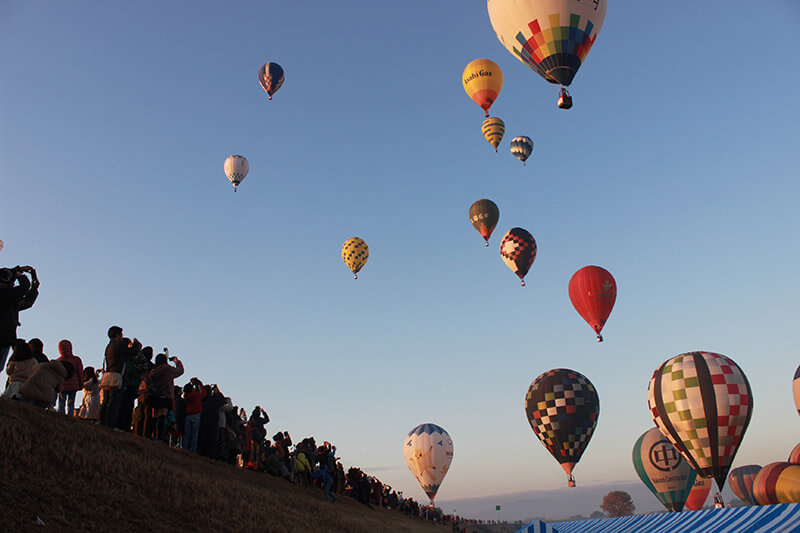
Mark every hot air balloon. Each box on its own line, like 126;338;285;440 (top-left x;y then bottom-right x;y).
510;136;533;165
685;477;713;511
403;423;454;503
224;155;249;192
258;62;284;100
481;117;505;151
500;227;536;286
632;428;697;512
341;237;369;279
469;199;500;246
0;240;4;252
568;266;616;342
753;462;800;505
525;368;599;487
463;59;503;117
487;0;607;108
789;443;800;465
648;352;753;491
728;465;762;506
793;364;800;416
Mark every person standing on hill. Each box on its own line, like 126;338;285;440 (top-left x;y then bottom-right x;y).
146;351;183;442
0;266;38;373
28;338;48;363
78;367;101;421
183;378;206;452
99;326;139;428
20;359;72;408
56;339;83;416
3;340;37;399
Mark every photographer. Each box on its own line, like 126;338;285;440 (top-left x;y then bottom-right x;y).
0;265;39;371
182;377;206;453
145;351;184;442
245;406;269;470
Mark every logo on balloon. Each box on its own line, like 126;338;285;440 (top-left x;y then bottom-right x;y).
650;440;682;472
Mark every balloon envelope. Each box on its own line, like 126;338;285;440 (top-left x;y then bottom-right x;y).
789;443;800;465
728;465;762;506
258;62;284;100
223;155;249;191
568;266;616;342
341;237;369;279
463;59;503;117
469;199;500;245
487;0;607;87
403;423;454;502
648;352;753;491
509;136;533;164
632;428;697;512
753;462;800;505
793;364;800;417
685;476;713;511
500;227;536;285
525;368;599;483
482;117;505;151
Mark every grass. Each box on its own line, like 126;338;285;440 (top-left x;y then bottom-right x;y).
0;398;450;532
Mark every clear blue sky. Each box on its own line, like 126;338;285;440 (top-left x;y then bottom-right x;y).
2;0;799;519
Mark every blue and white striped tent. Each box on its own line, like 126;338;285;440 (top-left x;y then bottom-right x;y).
516;520;557;533
516;504;800;533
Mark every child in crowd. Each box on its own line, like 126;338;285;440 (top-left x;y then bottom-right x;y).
78;367;100;420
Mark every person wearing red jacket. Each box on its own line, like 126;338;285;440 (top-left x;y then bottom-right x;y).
183;377;206;452
56;339;83;416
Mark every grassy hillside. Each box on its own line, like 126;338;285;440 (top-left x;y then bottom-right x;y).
0;399;449;532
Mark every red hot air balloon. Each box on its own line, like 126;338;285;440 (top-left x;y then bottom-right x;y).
789;443;800;465
685;476;713;511
568;266;616;342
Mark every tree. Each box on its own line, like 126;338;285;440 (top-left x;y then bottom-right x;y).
601;490;636;517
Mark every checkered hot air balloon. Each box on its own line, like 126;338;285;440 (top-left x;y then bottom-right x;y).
403;423;453;503
632;428;697;512
258;62;284;100
648;352;753;492
341;237;368;279
510;136;533;165
481;117;505;152
469;199;500;246
500;227;536;286
525;368;599;487
568;265;617;342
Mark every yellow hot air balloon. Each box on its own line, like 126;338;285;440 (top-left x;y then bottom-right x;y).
481;117;505;152
342;237;369;279
463;59;503;117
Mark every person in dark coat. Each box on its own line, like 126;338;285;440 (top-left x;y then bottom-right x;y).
198;386;225;458
99;326;139;428
0;266;38;373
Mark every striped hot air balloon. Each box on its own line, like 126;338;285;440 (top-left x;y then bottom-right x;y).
481;117;505;151
510;136;533;165
753;462;800;505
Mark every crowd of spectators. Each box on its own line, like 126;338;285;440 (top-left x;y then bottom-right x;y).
0;264;469;528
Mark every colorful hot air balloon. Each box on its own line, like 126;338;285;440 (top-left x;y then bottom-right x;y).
258;62;284;100
403;423;454;502
500;227;536;286
648;352;753;491
341;237;369;279
481;117;505;151
632;428;697;512
685;477;713;511
487;0;607;107
0;240;4;252
525;368;599;487
463;59;503;117
510;136;533;165
789;443;800;465
753;462;800;505
793;364;800;416
224;155;249;192
728;465;762;506
568;266;617;342
469;199;500;246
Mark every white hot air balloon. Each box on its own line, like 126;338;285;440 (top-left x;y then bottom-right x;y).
224;155;249;192
403;423;454;503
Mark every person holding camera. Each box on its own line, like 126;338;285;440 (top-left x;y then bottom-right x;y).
145;351;183;442
0;265;39;372
245;406;269;470
182;377;206;453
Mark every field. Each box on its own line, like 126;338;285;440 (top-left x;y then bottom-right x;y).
0;399;451;532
